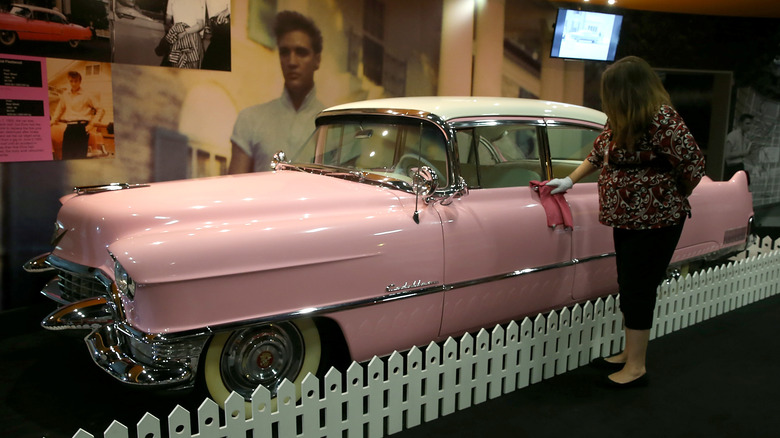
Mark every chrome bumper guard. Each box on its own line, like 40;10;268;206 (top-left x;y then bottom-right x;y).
85;323;208;387
42;296;115;330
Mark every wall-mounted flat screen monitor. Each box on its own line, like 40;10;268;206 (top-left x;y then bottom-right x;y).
550;8;623;62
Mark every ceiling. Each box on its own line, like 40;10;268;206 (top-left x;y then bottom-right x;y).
554;0;780;18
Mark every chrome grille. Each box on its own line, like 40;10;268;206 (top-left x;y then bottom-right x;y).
127;335;208;366
122;324;209;369
57;269;109;302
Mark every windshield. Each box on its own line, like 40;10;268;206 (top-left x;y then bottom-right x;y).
291;116;449;187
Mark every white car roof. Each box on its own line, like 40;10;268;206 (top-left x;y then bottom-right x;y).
12;3;67;19
322;96;607;126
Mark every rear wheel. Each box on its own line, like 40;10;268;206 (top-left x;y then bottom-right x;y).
204;319;321;411
67;40;80;48
0;31;17;46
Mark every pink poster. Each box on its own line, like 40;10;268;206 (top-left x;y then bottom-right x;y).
0;54;52;162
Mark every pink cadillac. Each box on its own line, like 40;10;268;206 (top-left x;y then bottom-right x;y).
0;3;92;48
25;97;753;407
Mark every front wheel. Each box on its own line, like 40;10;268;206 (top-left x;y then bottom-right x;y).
67;40;80;48
0;31;18;47
204;319;321;411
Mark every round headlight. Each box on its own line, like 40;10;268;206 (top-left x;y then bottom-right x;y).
114;260;136;300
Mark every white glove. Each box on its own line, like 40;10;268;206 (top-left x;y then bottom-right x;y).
546;176;573;194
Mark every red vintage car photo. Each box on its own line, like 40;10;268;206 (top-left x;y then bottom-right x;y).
0;3;92;48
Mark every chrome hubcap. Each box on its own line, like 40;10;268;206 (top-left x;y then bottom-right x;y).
220;322;305;399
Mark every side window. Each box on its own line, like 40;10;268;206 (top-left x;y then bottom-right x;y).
50;14;66;24
455;124;543;189
547;125;601;183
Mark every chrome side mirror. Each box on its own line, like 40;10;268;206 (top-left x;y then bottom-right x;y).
412;166;439;200
411;168;468;224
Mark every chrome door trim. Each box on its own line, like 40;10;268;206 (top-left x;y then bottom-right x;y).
141;252;616;340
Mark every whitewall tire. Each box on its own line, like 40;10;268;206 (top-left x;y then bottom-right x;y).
204;319;322;411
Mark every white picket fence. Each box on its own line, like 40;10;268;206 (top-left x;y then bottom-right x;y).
73;236;780;438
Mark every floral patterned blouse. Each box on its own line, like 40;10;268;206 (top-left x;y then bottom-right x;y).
586;105;705;230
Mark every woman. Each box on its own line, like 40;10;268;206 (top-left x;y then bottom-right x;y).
546;56;705;388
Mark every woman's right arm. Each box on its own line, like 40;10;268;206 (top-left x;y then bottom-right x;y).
568;159;599;183
546;159;599;194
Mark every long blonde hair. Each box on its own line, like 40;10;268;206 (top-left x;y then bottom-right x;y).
600;56;671;150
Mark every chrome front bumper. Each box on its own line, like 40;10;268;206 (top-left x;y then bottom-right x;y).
27;253;209;388
43;296;209;387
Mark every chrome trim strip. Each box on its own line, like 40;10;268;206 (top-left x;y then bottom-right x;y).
542;117;606;130
150;253;617;340
445;252;615;291
449;118;546;129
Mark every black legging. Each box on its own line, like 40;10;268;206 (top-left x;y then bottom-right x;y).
613;219;686;330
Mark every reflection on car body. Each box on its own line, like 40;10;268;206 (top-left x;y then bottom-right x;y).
24;96;754;410
0;3;92;48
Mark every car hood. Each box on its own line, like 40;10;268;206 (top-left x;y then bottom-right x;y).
52;170;413;282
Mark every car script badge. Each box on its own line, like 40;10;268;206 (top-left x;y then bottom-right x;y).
386;280;439;293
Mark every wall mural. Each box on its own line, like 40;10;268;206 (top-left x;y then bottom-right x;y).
0;0;441;168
